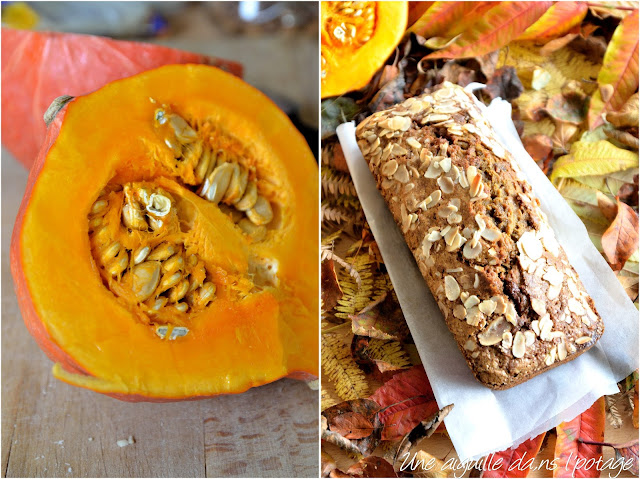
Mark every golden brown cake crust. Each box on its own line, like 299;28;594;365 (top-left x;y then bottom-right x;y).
355;82;604;390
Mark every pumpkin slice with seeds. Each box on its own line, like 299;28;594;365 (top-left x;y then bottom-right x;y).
11;64;318;401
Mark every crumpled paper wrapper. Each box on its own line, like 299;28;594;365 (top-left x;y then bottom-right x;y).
335;86;639;462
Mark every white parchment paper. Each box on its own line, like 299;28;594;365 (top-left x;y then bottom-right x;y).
335;89;639;462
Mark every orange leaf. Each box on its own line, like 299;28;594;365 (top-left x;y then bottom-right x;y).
426;2;552;60
482;433;546;478
408;2;435;29
601;198;640;271
588;9;639;129
553;397;605;478
518;2;588;42
409;1;487;39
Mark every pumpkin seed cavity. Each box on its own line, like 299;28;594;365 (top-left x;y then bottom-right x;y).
87;103;283;340
321;1;377;80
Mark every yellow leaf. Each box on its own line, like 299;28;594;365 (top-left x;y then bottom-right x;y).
550;140;639;182
518;1;588;42
322;334;369;400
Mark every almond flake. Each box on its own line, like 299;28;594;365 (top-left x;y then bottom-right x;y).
444;275;461;301
512;331;526;358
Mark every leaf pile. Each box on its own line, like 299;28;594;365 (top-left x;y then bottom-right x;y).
321;1;638;476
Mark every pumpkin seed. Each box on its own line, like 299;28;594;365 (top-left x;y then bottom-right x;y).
159;272;182;293
169;280;190;303
235;181;258;211
246;196;273;226
122;204;147;230
133;246;150;265
148;243;176;261
202;162;234;204
131;261;161;302
91;199;108;215
162;254;184;274
101;242;121;264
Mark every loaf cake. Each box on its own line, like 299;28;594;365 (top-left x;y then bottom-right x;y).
355;82;604;389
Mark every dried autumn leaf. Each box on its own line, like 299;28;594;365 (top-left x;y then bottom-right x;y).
322;451;338;478
483;67;524;102
601;198;639;271
427;2;552;60
588;10;639;129
331;412;375;440
481;433;546;477
588;1;638;20
553;397;605;478
369;365;439;441
349;293;409;341
580;439;639;476
347;457;398;478
408;2;435;29
604;127;640;150
545;92;585;125
394;404;454;466
596;191;618;222
322;259;344;312
550;140;639;183
324;398;383;454
522;134;553;165
518;1;588;42
409;2;487;40
606;93;639;129
634;380;639;428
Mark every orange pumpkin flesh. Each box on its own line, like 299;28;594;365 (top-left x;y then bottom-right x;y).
11;64;318;401
321;1;408;98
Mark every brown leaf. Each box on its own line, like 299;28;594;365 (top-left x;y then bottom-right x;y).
579;439;639;476
540;33;579;56
601;198;639;271
323;399;383;455
545;93;586;125
552;121;580;152
378;65;400;91
597;191;618;222
332;143;350;173
332;412;375;440
322;259;344;312
438;61;477;87
482;67;524;102
604;127;640;150
606;93;639;129
394;404;454;466
370;366;439;441
349;293;410;341
521;91;548;122
322;451;338;478
617;174;638;208
522;134;553;166
347;457;398;478
569;34;608;64
369;73;406;113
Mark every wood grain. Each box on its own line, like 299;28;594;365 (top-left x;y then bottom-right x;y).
1;147;318;478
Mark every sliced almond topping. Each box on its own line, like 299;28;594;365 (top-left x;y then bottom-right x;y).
460;291;470;302
381;159;398;177
502;331;513;348
531;320;540;336
545;346;557;366
469;175;483;198
448;213;463;224
438;204;458;218
542;267;563;286
539;314;553;341
575;336;591;345
444;275;461;301
421;237;433;258
481;228;501;242
478;317;510;346
492;295;507;314
394;164;410;183
426;229;442;242
464;339;477;351
504;302;517;325
512;331;526;358
474;214;486;232
437;176;455;194
474;274;480;289
465;307;484;326
391;144;408;156
444;226;459;246
464;295;480;309
547;283;562;300
518;231;543;261
459;169;469;188
530;298;547;316
557;341;568;361
466;165;477;185
407;137;421;149
463;240;482;260
567;278;580;297
453;305;467;319
524;331;536;346
440;157;452;173
567;297;585;315
478;299;497;315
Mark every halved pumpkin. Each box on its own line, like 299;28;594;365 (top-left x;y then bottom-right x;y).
321;1;408;98
11;64;318;401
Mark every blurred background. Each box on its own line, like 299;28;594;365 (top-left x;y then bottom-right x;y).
1;1;319;151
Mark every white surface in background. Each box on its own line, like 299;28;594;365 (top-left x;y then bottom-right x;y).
336;88;638;461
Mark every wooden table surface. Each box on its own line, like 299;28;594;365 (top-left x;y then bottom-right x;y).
1;151;319;478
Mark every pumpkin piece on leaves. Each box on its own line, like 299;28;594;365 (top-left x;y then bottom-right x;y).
321;1;408;98
1;27;243;170
10;64;318;401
